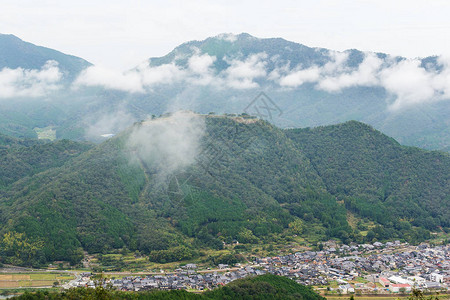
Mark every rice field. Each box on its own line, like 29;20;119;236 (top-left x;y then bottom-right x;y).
0;273;73;289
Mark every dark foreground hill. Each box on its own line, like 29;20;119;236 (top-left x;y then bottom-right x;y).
13;274;325;300
0;114;448;266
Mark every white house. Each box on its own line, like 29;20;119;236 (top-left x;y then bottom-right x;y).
430;273;444;283
339;284;355;294
390;284;411;293
388;275;411;285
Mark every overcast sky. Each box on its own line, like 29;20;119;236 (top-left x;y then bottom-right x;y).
2;0;450;70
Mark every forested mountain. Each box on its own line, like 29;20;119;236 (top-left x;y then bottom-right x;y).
0;133;43;149
0;138;92;188
0;115;448;266
287;121;450;232
0;33;449;152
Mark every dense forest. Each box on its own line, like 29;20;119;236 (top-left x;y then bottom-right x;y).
0;115;448;266
287;121;450;240
12;274;325;300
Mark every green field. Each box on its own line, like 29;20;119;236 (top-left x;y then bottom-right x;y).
34;126;56;140
0;273;73;289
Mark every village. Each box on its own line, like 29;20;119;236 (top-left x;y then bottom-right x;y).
71;241;450;295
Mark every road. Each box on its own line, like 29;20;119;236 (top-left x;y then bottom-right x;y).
62;272;81;289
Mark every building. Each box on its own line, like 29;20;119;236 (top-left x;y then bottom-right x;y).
430;273;444;283
390;284;411;293
338;284;355;294
379;277;390;287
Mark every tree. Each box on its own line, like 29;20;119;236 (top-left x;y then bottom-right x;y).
365;230;376;242
289;219;304;235
0;231;44;266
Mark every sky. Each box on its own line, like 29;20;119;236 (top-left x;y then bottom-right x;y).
2;0;450;70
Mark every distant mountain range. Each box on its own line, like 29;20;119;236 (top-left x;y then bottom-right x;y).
0;33;449;152
0;115;448;266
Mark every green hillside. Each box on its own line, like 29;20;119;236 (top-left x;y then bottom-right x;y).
287;121;450;239
0;133;93;192
0;116;448;267
0;133;44;149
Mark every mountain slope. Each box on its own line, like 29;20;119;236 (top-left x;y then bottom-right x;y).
0;34;91;78
286;121;450;230
0;116;448;266
0;138;92;189
0;133;44;149
0;115;333;265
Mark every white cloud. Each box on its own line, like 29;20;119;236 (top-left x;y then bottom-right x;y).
223;53;268;89
84;109;137;140
317;54;450;109
74;65;144;93
73;48;450;110
127;111;205;177
275;51;349;88
140;63;186;86
186;53;217;85
317;53;383;92
321;51;349;74
432;55;450;99
188;53;216;74
0;60;62;98
278;66;320;87
74;54;219;92
74;52;269;91
73;62;186;92
380;59;435;110
379;57;450;110
273;51;450;110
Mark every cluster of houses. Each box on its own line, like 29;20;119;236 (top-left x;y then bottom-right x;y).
72;241;449;294
72;266;266;291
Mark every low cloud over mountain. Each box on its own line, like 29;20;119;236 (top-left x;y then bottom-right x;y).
74;43;450;111
0;33;449;151
0;60;62;98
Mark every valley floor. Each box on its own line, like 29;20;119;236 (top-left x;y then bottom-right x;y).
2;241;448;298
